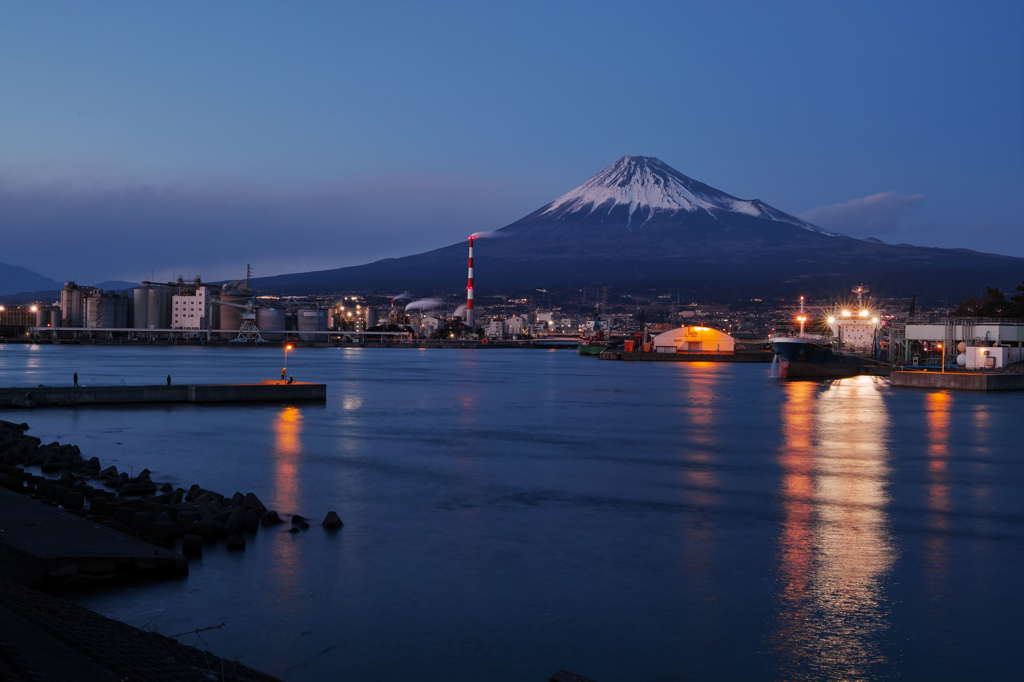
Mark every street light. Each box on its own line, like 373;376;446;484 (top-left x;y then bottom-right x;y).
284;344;293;380
797;315;807;336
937;343;944;374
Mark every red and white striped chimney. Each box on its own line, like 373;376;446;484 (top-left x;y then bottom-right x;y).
466;236;475;327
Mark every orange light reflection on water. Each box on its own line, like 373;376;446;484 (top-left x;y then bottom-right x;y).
273;406;303;514
269;405;306;621
924;392;952;615
772;376;895;680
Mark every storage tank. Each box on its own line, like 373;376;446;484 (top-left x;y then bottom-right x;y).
219;293;247;339
297;305;327;341
133;288;150;329
146;289;171;329
209;297;221;334
112;296;128;328
257;307;286;340
50;309;61;327
35;309;50;327
61;285;85;327
86;296;102;328
365;308;378;328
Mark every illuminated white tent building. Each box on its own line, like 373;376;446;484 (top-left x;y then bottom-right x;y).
652;325;735;354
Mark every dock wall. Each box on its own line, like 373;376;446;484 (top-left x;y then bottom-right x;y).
0;382;326;407
891;371;1024;391
609;351;774;363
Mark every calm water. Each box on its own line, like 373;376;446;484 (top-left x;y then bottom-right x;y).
1;344;1021;681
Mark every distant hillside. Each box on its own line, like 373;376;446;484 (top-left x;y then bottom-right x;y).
0;263;60;297
248;156;1024;300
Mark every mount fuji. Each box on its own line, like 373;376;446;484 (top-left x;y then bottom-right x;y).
251;156;1023;298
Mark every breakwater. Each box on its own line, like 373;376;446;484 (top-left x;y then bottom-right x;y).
0;381;326;408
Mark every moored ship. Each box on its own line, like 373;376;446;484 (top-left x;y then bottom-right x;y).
771;287;886;378
578;313;610;356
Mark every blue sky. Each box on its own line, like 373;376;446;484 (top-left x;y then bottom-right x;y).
1;1;1022;284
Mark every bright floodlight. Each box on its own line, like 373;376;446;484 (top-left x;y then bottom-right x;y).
30;306;37;312
842;310;851;317
286;344;293;350
872;317;879;323
859;310;869;317
827;316;836;324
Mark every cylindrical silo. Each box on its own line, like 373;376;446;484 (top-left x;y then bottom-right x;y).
146;290;161;329
133;289;150;329
145;289;171;329
36;309;49;327
86;296;101;328
297;305;327;341
257;307;286;340
50;310;61;327
365;308;378;328
219;294;247;339
62;288;84;327
112;296;128;328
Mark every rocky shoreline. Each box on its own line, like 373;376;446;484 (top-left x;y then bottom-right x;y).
0;417;597;681
0;418;342;575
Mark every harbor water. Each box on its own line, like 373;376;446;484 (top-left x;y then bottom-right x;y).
0;344;1020;681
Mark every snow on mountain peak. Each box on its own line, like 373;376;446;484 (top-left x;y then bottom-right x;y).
541;155;839;235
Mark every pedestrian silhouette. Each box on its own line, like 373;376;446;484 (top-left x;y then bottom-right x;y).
73;373;78;387
281;367;286;381
287;375;294;384
167;375;171;386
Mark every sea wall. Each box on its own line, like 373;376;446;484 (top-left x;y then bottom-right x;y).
891;371;1024;391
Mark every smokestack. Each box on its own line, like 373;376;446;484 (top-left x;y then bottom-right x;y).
466;236;474;327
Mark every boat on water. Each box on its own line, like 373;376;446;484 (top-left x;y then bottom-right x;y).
771;287;885;378
578;312;610;356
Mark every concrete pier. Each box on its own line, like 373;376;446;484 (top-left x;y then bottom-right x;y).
891;370;1024;391
602;351;775;363
0;381;326;407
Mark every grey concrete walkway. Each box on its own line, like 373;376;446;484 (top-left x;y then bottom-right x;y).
0;487;187;586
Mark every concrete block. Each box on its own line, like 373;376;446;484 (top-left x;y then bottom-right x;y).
131;512;156;533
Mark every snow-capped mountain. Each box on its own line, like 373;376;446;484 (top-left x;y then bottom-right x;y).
538;155;839;236
249;155;1023;299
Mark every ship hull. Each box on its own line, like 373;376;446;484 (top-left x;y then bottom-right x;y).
578;344;608;356
771;338;875;379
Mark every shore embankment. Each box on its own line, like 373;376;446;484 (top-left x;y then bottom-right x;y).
0;417;349;681
0;576;283;681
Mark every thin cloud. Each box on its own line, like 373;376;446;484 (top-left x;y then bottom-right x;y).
799;192;924;238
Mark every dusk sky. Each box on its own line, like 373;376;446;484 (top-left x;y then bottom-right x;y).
2;1;1022;285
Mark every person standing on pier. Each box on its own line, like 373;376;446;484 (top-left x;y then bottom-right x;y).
281;367;286;381
167;375;171;386
73;373;78;387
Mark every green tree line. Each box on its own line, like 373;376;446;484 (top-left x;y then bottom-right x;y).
952;279;1024;318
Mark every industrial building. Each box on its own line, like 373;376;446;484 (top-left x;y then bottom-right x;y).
172;285;210;330
898;318;1024;368
652;326;736;354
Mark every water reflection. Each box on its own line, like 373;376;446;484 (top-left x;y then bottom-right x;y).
273;406;304;513
270;406;306;624
679;368;721;638
773;376;895;680
924;393;952;615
